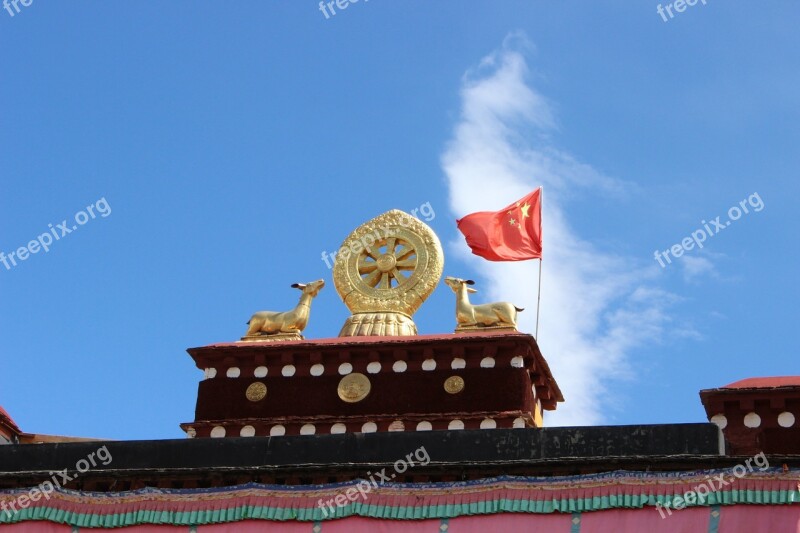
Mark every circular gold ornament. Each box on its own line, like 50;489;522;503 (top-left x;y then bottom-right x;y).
444;376;465;394
338;373;372;403
333;210;444;318
246;382;268;402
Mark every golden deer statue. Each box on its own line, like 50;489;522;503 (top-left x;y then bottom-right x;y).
444;276;523;331
243;279;325;340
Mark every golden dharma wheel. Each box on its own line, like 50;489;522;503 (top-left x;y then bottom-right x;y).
333;210;444;336
357;234;419;290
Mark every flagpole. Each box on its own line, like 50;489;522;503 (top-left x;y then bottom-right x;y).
535;186;543;340
535;258;542;339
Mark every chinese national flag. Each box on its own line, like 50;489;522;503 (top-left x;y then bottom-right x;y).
456;188;542;261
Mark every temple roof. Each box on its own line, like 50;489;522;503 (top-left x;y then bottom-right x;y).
0;405;21;436
0;424;721;491
722;376;800;389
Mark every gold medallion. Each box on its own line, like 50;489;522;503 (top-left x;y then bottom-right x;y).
444;376;465;394
338;373;371;403
246;382;268;402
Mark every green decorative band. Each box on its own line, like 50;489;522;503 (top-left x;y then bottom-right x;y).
0;470;798;528
0;490;798;527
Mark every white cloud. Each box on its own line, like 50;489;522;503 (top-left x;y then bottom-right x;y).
680;255;718;283
441;35;677;426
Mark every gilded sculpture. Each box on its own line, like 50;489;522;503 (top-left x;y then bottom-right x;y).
234;213;530;340
333;210;444;336
444;276;523;332
241;279;325;342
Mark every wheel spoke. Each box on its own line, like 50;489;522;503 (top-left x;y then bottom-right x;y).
385;237;397;254
363;270;381;287
395;259;416;269
395;247;416;260
391;268;406;283
378;272;390;289
358;260;378;274
363;248;380;260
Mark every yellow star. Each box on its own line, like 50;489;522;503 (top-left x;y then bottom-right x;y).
520;202;531;219
509;218;516;226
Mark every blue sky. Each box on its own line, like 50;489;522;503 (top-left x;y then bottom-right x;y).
1;2;797;439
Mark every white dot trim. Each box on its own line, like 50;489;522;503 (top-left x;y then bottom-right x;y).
480;418;497;429
710;414;728;429
743;412;761;428
448;419;465;430
778;412;795;428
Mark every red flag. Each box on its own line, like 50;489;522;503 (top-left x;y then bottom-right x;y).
456;188;542;261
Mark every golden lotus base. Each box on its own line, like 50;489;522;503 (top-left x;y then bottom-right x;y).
339;312;417;337
454;324;518;334
239;332;304;343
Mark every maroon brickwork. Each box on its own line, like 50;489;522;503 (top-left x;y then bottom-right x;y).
700;377;800;455
181;332;563;438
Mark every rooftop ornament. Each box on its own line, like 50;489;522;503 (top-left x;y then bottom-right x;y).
444;276;523;333
241;279;325;342
333;209;444;336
